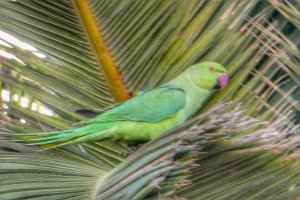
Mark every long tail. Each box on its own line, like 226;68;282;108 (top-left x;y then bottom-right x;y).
4;125;115;149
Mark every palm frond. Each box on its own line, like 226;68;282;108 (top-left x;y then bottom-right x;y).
0;0;299;199
0;104;260;199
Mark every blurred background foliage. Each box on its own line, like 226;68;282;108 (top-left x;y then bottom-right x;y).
0;0;299;199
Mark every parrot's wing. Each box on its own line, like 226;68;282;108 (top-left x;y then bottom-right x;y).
79;86;186;124
75;91;146;118
75;103;121;118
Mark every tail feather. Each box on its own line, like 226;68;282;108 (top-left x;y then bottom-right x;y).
5;125;116;149
26;129;83;142
25;129;94;146
57;129;114;145
11;130;70;136
42;129;115;149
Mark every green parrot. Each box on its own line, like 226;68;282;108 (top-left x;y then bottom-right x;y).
18;62;228;148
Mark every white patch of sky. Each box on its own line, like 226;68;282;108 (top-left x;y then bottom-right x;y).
0;30;54;118
39;106;54;116
0;30;37;51
31;102;38;111
33;52;47;59
13;94;19;101
1;90;10;101
1;92;54;116
0;30;46;59
0;49;26;65
0;39;13;48
20;97;29;108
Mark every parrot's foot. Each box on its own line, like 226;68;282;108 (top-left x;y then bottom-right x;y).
128;143;142;152
121;144;144;157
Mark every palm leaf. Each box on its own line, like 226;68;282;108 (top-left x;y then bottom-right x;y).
0;0;299;199
0;104;259;199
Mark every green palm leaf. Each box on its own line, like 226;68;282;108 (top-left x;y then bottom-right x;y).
0;0;299;199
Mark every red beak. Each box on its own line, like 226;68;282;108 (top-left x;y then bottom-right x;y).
216;73;228;89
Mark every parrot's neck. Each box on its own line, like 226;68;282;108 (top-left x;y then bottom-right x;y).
168;72;211;94
168;72;212;120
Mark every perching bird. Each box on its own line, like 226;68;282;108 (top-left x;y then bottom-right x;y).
17;62;228;148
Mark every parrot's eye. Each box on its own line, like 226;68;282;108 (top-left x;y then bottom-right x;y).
208;67;215;72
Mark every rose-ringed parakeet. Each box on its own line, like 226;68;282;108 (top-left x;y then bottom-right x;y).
17;62;228;148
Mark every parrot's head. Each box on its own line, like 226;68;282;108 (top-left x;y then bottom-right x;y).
186;62;228;91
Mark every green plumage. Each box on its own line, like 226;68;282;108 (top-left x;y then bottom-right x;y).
18;62;228;148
